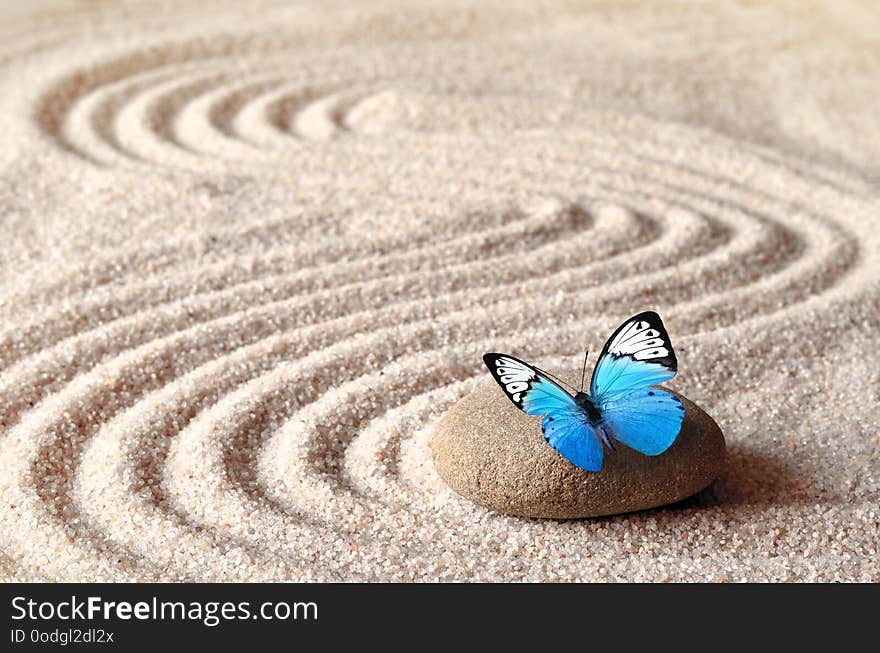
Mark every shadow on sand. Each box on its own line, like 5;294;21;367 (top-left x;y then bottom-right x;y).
658;444;806;515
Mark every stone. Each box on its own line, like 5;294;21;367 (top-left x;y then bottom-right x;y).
431;379;725;519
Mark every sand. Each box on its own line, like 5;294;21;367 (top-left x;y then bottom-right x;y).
0;0;877;582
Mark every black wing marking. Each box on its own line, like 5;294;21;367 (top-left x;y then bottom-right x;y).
482;352;575;413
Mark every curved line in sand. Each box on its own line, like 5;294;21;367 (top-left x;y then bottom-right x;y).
1;176;852;580
148;202;863;573
5;26;878;579
0;200;600;366
0;200;708;576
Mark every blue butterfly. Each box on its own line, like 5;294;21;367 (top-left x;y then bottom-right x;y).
483;311;684;472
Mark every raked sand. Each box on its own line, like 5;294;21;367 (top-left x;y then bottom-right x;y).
0;0;878;581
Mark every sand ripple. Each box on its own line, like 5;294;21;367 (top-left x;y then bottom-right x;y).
1;2;878;581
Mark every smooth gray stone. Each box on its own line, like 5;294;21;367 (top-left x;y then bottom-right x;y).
432;379;725;519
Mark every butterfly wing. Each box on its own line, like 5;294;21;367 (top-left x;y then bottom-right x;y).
599;387;685;455
589;311;684;456
483;353;603;471
540;412;604;472
589;310;678;399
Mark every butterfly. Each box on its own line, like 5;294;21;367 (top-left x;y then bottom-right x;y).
483;311;684;472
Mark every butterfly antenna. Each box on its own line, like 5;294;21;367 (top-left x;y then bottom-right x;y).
580;350;589;392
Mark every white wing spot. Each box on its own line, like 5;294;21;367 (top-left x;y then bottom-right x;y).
633;347;669;360
608;318;670;361
495;356;536;401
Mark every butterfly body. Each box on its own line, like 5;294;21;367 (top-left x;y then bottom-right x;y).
483;311;684;472
571;391;603;426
